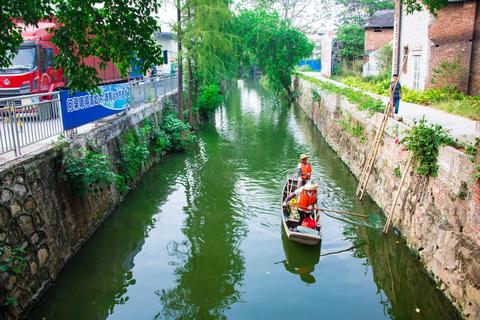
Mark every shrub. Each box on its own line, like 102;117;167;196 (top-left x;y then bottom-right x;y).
376;44;393;78
119;128;150;181
161;112;195;151
402;118;453;176
63;146;119;194
198;84;222;117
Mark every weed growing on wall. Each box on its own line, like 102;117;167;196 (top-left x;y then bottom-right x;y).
311;89;321;103
119;128;151;182
63;147;119;194
336;113;366;143
393;166;401;178
402;118;452;176
0;247;26;306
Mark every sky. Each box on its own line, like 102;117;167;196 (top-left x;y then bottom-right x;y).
153;0;341;34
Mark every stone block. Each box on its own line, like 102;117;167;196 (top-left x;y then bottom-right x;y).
2;172;14;186
17;215;35;236
23;196;36;213
37;248;49;267
1;188;14;206
10;200;22;217
13;183;27;199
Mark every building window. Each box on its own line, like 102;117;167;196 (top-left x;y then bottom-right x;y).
402;46;409;73
413;55;421;90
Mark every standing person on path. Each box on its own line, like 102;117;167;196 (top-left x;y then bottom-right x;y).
296;154;312;189
283;182;318;226
390;74;402;115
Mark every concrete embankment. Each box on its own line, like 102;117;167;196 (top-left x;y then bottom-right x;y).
294;76;480;319
0;95;177;319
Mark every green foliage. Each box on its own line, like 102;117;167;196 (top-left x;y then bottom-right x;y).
183;0;237;86
402;118;453;176
236;9;314;95
300;74;385;114
376;44;393;78
402;0;449;15
337;113;366;143
1;1;162;92
198;84;223;117
336;24;365;62
339;76;480;120
311;89;321;103
161;112;196;151
0;247;26;275
475;164;480;181
63;147;119;194
119;127;151;181
393;166;401;178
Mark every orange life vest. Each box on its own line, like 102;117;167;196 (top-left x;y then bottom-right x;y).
300;162;312;180
297;189;317;211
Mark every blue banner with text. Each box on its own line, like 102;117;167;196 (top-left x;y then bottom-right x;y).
60;83;131;130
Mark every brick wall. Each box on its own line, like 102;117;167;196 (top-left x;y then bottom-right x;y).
392;0;401;74
468;2;480;95
365;28;393;52
428;1;478;93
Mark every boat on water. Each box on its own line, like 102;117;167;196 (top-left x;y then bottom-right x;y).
281;177;322;245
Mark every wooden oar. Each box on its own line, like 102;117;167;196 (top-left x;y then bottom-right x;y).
316;207;368;219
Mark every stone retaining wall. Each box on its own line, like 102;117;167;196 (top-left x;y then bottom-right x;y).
295;77;480;318
0;96;176;319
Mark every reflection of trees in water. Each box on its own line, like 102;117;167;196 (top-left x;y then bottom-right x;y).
156;123;247;319
29;157;187;320
343;223;460;320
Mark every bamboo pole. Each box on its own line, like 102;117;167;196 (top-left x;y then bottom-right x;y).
316;208;368;219
383;155;413;234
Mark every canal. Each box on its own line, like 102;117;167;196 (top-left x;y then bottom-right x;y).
30;80;459;319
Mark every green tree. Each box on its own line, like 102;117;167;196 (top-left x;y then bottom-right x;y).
336;0;394;25
336;24;365;62
402;0;448;15
236;9;313;96
1;0;162;91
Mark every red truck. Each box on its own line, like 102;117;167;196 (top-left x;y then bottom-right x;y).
0;20;123;101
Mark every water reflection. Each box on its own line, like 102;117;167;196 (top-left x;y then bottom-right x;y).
280;231;320;284
156;120;247;319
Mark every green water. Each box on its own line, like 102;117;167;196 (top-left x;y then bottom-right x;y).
30;80;459;320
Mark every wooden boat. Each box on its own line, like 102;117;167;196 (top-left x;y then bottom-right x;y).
281;177;321;245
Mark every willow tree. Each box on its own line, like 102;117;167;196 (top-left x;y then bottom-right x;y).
236;9;313;96
182;0;237;123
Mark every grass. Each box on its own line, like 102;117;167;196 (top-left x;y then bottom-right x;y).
299;74;385;115
339;76;480;120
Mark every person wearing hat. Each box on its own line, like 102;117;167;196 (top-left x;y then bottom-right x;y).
283;181;318;225
296;153;312;189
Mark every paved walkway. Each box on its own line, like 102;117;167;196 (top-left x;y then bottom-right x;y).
302;72;479;143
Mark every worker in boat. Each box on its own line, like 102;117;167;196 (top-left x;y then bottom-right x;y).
296;154;312;188
283;181;318;225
